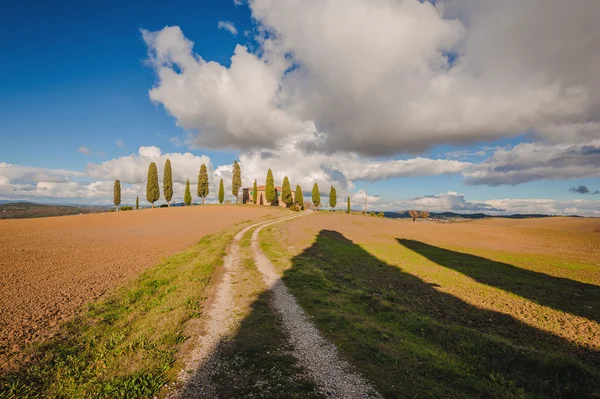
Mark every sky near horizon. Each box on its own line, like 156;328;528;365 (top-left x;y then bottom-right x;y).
1;0;599;215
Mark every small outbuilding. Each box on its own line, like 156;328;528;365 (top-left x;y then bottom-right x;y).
242;185;295;207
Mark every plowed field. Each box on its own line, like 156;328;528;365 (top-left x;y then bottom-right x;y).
0;205;279;366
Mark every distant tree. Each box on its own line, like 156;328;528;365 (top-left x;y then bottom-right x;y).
184;179;192;206
253;179;258;204
408;210;419;222
295;185;304;209
136;195;139;210
146;162;160;208
197;164;209;205
419;210;430;219
163;159;173;207
378;212;385;217
282;176;293;207
218;178;225;204
265;169;275;205
312;183;320;209
232;160;242;203
329;186;337;211
113;180;121;211
347;196;350;213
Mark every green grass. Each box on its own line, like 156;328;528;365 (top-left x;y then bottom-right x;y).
179;228;320;398
260;227;600;398
0;231;234;399
205;286;321;398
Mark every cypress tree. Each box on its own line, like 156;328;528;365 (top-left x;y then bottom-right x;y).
113;180;121;211
329;186;337;210
265;169;275;205
136;196;139;210
146;162;160;208
312;183;320;208
218;178;225;204
253;179;258;204
295;185;304;208
197;164;209;205
184;179;192;206
163;159;173;207
347;195;350;213
232;160;241;203
281;176;293;207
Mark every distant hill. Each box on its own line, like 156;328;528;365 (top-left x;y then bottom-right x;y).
0;202;110;219
382;211;575;220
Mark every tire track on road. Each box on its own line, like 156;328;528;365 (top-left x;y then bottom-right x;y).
170;212;310;398
251;212;382;399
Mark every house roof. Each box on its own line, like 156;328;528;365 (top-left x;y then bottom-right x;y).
247;185;281;190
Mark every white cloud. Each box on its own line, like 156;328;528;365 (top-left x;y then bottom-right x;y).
463;139;600;186
86;146;212;187
237;133;468;197
374;191;600;217
2;156;599;215
142;1;599;156
143;26;299;150
116;139;125;148
409;191;500;212
218;21;238;35
0;163;87;184
78;146;92;155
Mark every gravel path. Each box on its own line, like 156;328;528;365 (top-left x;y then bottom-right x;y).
252;213;382;399
169;213;307;398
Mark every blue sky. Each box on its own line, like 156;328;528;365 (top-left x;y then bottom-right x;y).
0;0;248;168
0;0;599;215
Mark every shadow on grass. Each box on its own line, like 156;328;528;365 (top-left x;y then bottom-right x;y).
179;289;322;399
270;230;599;398
397;239;600;324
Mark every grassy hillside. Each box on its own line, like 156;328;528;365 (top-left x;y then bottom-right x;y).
260;213;600;398
0;202;108;219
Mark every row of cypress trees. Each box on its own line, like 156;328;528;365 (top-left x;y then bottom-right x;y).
257;168;338;210
112;159;243;208
112;160;340;210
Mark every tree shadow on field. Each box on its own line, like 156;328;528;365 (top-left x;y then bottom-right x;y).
277;230;599;398
178;230;600;398
397;239;600;324
179;283;322;398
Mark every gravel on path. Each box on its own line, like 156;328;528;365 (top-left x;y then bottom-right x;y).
169;212;307;398
251;213;382;399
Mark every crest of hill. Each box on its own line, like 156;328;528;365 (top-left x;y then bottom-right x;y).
0;202;109;219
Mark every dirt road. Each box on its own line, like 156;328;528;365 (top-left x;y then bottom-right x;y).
0;205;279;364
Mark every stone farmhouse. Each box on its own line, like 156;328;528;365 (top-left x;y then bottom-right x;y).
241;185;296;207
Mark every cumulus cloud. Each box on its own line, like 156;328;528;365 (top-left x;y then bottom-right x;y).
482;198;600;217
142;26;299;150
86;145;212;186
142;0;599;156
237;133;468;198
218;21;238;35
569;185;600;195
78;146;92;155
374;191;600;216
408;191;500;212
0;163;87;184
463;140;600;186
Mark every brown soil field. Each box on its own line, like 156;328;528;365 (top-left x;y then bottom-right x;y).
0;205;279;365
470;216;600;233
